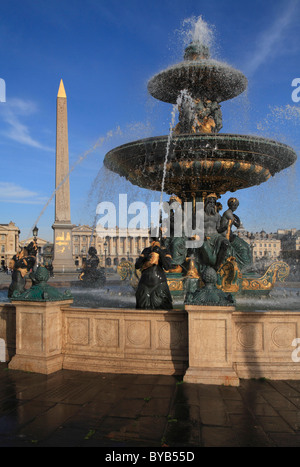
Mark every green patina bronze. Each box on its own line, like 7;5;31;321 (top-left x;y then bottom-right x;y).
107;37;297;307
11;265;73;302
77;246;106;288
185;267;235;306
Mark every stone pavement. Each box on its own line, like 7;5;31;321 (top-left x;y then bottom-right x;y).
1;271;300;448
1;363;300;448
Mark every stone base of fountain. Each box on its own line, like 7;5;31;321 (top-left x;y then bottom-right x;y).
8;299;73;374
184;304;239;385
1;297;300;385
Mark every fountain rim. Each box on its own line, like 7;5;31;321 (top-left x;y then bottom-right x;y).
147;58;248;103
103;132;297;195
105;132;297;161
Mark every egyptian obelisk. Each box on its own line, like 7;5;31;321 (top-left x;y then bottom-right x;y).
52;79;75;273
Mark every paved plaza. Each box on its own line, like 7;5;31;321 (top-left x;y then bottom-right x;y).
1;271;300;448
1;363;300;447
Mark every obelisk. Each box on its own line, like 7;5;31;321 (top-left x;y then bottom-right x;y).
52;79;75;273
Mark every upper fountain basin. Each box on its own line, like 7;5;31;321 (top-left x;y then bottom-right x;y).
104;133;297;197
147;59;248;104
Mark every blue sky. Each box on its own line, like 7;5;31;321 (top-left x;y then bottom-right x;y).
0;0;299;241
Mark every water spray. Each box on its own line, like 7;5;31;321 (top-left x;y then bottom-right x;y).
25;128;120;244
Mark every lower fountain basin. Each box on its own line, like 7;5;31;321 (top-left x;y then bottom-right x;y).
104;133;297;196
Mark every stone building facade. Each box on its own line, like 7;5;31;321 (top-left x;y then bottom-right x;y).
72;225;151;268
251;231;281;261
236;228;281;262
0;222;20;268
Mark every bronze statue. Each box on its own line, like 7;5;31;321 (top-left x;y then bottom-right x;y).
8;240;37;298
135;239;173;309
218;198;252;270
197;195;251;272
197;193;230;271
219;197;241;240
193;98;222;134
174;96;223;135
79;246;106;287
161;195;187;274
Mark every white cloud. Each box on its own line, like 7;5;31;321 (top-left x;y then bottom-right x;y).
0;182;48;204
0;98;53;151
244;0;298;76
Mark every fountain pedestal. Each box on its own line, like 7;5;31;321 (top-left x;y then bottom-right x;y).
9;299;73;374
184;304;239;386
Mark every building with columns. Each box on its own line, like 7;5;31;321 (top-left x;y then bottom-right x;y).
1;223;151;270
0;222;20;268
236;229;281;261
72;225;151;268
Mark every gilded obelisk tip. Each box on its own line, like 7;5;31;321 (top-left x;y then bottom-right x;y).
57;79;66;98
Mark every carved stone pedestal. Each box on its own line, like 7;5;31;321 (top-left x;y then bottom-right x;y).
52;223;76;273
184;305;239;386
9;300;72;374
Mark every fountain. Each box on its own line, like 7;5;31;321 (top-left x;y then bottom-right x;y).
104;23;297;302
2;18;299;385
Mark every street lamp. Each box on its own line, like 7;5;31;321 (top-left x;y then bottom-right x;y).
32;225;38;239
104;241;108;269
32;225;39;266
250;232;255;262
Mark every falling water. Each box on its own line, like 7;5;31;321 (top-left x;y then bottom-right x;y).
159;89;196;206
25;128;121;243
159;103;177;205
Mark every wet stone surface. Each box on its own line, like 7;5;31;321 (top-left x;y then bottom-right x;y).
1;363;300;447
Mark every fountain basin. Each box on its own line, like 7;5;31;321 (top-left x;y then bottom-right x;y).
147;59;248;103
104;133;297;196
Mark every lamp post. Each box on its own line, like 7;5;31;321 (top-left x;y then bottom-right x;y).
32;225;39;265
32;225;38;239
81;249;85;268
250;233;255;263
104;241;108;269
